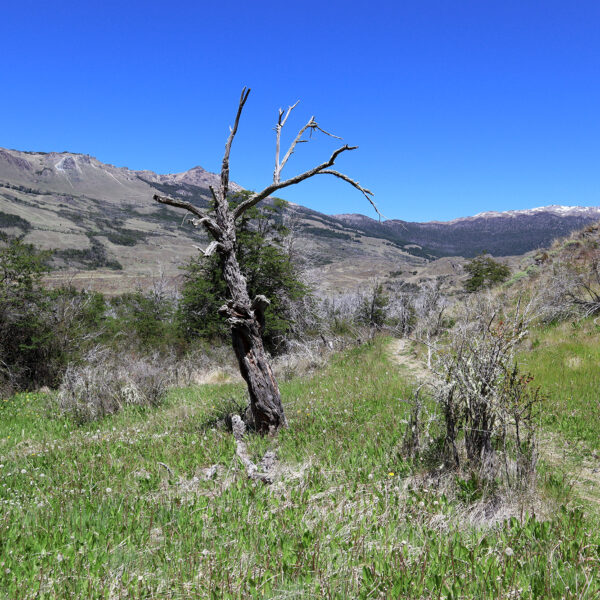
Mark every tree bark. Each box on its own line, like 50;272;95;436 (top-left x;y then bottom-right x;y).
218;249;286;434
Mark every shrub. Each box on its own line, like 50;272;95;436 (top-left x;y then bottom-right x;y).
57;350;168;423
541;251;600;322
463;253;510;292
430;295;540;488
0;234;57;389
357;282;389;328
108;288;178;351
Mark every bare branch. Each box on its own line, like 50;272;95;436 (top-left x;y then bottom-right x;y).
193;241;222;257
311;124;343;140
234;144;358;220
221;87;251;199
276;115;315;183
153;194;222;238
318;169;383;220
274;101;300;184
231;415;275;483
275;115;342;184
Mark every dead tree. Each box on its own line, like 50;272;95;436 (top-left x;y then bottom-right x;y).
154;88;378;434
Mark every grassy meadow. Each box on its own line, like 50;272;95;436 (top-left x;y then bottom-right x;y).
523;319;600;449
1;337;599;598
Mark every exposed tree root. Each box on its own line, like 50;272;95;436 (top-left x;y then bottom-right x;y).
231;415;277;483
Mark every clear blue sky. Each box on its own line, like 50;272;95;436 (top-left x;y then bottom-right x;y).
2;0;599;221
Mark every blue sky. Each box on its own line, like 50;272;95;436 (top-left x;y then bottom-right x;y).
2;0;599;221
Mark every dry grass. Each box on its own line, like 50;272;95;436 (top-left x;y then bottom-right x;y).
57;349;169;423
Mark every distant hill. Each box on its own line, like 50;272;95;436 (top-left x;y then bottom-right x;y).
0;148;424;293
1;146;598;293
335;206;600;258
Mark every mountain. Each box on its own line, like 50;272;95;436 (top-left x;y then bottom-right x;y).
0;148;424;293
1;146;598;294
335;206;600;258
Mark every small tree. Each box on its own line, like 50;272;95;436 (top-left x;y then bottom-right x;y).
0;235;53;390
154;88;377;434
358;281;389;330
463;253;510;293
178;194;310;352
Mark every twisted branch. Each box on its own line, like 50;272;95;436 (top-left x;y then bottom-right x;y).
234;144;369;220
153;194;222;238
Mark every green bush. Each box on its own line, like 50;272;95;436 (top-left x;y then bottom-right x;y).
463;253;510;292
0;235;58;390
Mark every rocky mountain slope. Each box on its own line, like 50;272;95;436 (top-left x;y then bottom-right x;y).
1;146;598;293
0;148;424;293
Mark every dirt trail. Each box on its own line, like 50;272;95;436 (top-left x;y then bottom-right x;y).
386;337;600;509
386;338;431;383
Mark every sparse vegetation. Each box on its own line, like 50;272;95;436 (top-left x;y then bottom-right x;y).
57;349;168;423
104;227;148;246
0;211;31;232
55;237;123;270
301;224;354;241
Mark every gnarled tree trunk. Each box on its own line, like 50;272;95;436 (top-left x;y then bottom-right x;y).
153;88;377;434
218;249;286;434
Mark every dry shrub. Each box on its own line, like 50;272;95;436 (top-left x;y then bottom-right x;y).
538;224;600;323
541;255;600;323
58;348;168;423
161;346;239;387
428;295;541;490
271;339;330;381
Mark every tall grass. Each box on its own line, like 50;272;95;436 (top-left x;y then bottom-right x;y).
522;319;600;449
0;338;598;598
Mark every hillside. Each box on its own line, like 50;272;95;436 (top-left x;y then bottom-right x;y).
336;205;600;258
0;148;425;293
1;146;599;294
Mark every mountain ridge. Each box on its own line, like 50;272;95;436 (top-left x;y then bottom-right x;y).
1;146;599;293
334;205;600;258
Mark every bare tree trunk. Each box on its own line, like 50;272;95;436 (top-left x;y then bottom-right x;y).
153;88;377;435
218;249;286;434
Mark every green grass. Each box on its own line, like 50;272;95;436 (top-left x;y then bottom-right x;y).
522;319;600;449
1;338;599;598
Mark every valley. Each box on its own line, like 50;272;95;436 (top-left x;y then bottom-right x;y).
2;147;598;295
